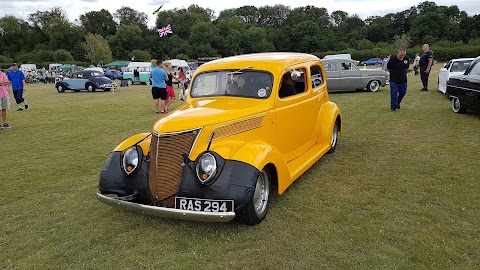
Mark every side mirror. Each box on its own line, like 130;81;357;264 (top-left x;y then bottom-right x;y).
291;70;301;81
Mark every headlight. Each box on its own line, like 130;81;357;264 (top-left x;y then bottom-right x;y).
196;152;217;184
122;146;140;175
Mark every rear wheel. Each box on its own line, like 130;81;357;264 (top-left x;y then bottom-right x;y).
237;168;271;225
452;97;466;114
127;79;133;86
367;80;380;92
56;84;65;93
327;119;340;154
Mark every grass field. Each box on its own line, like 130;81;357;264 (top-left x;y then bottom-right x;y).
1;65;479;270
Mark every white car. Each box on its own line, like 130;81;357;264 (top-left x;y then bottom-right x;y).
438;58;475;94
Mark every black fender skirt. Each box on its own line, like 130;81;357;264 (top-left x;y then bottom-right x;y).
178;154;260;212
99;152;150;204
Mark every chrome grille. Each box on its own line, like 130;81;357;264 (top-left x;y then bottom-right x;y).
149;129;200;207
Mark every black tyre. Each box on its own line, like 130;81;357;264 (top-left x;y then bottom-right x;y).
56;84;65;93
327;119;340;154
127;79;133;86
237;167;271;225
367;80;380;92
86;83;96;92
452;97;466;114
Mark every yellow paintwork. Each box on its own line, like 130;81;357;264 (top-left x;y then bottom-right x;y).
115;53;342;195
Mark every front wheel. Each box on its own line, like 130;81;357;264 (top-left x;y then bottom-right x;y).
327;119;340;154
86;83;96;92
367;80;380;92
127;79;133;86
452;97;466;114
237;168;271;225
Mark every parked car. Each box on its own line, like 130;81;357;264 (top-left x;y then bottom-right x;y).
97;52;342;225
321;58;387;92
361;58;383;66
438;58;475;94
446;56;480;114
105;70;123;80
55;70;115;93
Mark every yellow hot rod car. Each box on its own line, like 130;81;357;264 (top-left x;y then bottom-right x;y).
97;53;342;225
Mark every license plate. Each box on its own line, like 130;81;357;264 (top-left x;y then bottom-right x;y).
175;197;234;212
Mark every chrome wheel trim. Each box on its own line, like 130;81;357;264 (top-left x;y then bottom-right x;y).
370;81;380;92
253;170;269;216
331;121;339;148
57;85;63;92
452;97;461;112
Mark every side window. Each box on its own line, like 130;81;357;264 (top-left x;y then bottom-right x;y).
279;68;306;98
341;62;351;70
310;65;323;88
324;62;337;71
469;62;480;76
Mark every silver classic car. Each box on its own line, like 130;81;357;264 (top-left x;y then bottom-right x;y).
321;58;388;92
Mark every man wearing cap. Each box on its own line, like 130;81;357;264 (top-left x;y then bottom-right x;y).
7;63;29;111
0;68;12;128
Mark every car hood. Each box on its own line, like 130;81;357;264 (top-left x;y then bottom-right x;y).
448;71;465;77
359;69;387;76
92;77;113;84
153;98;271;133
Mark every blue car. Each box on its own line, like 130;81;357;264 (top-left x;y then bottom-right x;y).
361;58;383;66
55;70;115;93
105;70;123;80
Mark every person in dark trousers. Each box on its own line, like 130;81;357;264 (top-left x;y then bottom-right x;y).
7;63;29;111
419;44;433;91
387;49;409;112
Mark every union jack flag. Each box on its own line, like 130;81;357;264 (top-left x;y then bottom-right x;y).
157;24;173;37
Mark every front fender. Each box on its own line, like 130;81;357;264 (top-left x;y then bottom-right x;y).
228;140;291;195
315;101;342;145
113;133;151;156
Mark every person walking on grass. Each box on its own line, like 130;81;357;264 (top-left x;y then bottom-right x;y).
419;44;434;91
0;69;12;128
7;63;29;111
163;62;178;111
387;49;410;112
150;59;169;114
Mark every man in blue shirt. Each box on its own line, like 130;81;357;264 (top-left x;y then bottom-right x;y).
150;60;169;114
7;63;29;111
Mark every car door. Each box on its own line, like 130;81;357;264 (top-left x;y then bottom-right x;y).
323;61;340;90
461;62;480;107
340;61;362;89
275;67;319;162
67;72;88;90
438;61;451;91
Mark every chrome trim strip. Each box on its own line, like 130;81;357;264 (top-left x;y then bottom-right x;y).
97;193;236;222
210;115;265;141
447;85;480;93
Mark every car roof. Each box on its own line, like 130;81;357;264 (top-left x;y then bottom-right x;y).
450;58;475;61
198;53;321;74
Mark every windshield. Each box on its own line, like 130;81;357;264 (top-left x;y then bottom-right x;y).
190;70;273;99
451;60;473;73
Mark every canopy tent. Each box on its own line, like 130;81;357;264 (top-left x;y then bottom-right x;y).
104;61;130;69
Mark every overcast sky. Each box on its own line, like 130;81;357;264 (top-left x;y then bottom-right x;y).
1;0;479;27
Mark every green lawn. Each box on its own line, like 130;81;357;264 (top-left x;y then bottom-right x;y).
1;66;479;269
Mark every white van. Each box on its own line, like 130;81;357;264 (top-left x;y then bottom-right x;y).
123;62;151;85
20;64;37;72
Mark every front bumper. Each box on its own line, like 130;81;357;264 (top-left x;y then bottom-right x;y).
96;193;236;222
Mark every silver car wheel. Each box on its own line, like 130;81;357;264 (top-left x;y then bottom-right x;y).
368;80;380;92
452;97;466;113
253;170;270;216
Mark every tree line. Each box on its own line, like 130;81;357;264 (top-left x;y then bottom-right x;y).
0;1;479;68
